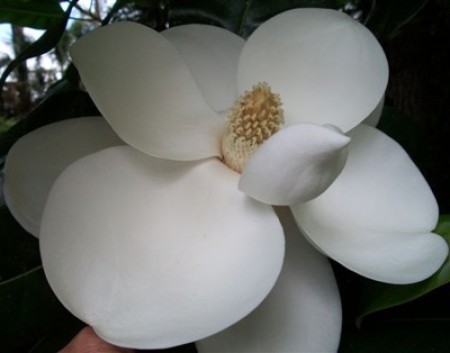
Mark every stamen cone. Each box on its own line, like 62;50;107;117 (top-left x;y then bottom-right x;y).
222;82;284;173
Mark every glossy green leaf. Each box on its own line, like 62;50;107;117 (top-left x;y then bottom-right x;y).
365;0;430;40
0;0;76;92
0;89;99;156
436;0;450;7
0;198;78;352
0;265;80;353
356;215;450;325
0;205;40;282
0;0;64;29
339;319;450;353
436;215;450;235
168;0;347;37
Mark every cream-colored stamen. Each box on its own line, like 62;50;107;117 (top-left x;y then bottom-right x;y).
222;82;284;173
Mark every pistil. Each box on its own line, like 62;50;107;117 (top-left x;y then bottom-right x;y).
222;82;284;173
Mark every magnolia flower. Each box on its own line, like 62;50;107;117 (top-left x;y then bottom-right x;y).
3;8;448;352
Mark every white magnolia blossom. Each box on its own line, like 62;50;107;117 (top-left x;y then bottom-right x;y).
3;8;448;352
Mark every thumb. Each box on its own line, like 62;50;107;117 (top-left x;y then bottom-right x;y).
59;326;134;353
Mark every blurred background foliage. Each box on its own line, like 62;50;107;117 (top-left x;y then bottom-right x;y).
0;0;449;352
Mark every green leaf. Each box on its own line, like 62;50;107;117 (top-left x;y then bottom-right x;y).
0;205;40;282
436;0;450;7
0;0;77;92
356;215;450;325
0;0;64;29
0;89;99;156
436;215;450;236
339;319;450;353
0;265;81;353
168;0;347;37
365;0;430;40
0;195;79;352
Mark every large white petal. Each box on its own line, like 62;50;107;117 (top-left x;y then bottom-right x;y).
238;8;388;132
162;24;244;113
40;146;284;349
239;123;350;205
70;22;223;161
197;207;341;353
3;117;122;237
291;124;448;283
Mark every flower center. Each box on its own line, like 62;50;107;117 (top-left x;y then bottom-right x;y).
221;82;284;173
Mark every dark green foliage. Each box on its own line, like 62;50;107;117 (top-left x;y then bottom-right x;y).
0;0;64;29
0;0;77;94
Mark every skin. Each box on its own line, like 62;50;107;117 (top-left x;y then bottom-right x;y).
59;327;134;353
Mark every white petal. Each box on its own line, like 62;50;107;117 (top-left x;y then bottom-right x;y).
291;124;448;283
238;8;388;132
70;22;223;161
239;123;350;206
40;146;284;349
362;96;385;127
197;207;341;353
162;24;244;113
3;117;122;237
